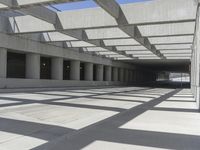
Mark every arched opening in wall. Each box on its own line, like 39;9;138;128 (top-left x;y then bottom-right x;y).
7;52;26;78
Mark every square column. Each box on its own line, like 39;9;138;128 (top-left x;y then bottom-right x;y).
0;48;7;78
84;62;93;81
51;57;63;80
124;69;129;82
129;70;134;82
105;66;111;81
70;60;80;80
26;53;40;79
128;70;133;82
119;68;124;82
96;64;103;81
193;7;200;109
113;67;119;82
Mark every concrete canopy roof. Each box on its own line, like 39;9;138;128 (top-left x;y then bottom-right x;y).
85;27;130;40
0;0;197;64
0;3;7;8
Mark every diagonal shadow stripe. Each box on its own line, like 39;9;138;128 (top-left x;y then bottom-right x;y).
0;117;75;141
33;89;184;150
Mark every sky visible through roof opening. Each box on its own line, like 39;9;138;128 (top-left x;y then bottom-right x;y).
48;0;151;12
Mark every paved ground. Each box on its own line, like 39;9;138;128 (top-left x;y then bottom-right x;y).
0;86;199;150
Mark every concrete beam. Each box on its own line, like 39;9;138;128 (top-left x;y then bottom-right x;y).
14;6;133;59
63;30;134;58
0;0;14;7
94;0;165;59
19;6;57;25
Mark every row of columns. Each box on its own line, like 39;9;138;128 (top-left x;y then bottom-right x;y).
0;49;136;82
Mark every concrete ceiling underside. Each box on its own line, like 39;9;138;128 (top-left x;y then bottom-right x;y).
0;0;197;65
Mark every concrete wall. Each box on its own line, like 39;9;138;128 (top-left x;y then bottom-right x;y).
191;6;200;110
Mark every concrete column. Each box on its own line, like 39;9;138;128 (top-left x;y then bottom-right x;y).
0;48;7;78
105;66;111;81
133;71;137;84
70;60;80;80
123;69;126;82
125;69;129;82
84;62;93;81
139;72;143;82
26;53;40;79
130;70;133;82
119;68;124;82
113;67;118;81
128;70;131;82
96;64;103;81
51;57;63;80
192;6;200;109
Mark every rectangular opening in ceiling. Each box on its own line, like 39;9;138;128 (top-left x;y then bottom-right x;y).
48;0;151;12
48;0;99;12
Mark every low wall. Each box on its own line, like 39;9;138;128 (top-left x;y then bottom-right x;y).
0;78;127;89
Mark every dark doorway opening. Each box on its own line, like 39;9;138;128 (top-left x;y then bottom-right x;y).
40;57;51;79
80;63;85;80
7;52;26;78
111;67;114;81
118;69;120;81
93;64;97;81
103;66;106;81
63;60;70;80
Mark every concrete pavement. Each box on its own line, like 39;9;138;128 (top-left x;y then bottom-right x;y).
0;87;199;150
